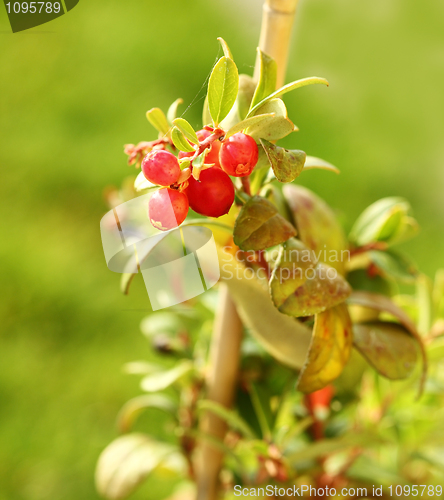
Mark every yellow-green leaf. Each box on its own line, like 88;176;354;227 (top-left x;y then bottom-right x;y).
146;107;170;136
225;113;275;139
250;49;277;110
217;37;233;59
297;303;353;393
246;98;296;142
277;263;351;318
208;56;239;126
172;118;199;145
233;195;296;251
368;249;418;283
269;238;315;308
247;76;329;118
303;156;340;174
260;139;306;183
166;98;183;124
353;321;418;380
171;126;195;153
283;184;348;274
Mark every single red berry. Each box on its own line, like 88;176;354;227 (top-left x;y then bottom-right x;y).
219;132;258;177
185;167;234;218
178;129;222;167
142;150;181;186
148;188;189;231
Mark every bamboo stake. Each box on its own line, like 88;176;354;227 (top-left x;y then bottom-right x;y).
195;284;243;500
254;0;300;88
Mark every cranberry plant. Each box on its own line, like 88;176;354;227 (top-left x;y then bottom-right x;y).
95;30;444;500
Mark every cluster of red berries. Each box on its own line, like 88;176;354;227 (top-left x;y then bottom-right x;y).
142;130;258;231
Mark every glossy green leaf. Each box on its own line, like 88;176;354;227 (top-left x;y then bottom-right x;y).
217;37;233;59
348;291;428;396
172;118;199;145
277;263;352;318
233;195;296;251
260;139;306;183
146;107;170;136
247;76;329;118
245;98;296;142
218;245;312;369
283;184;348;275
349;197;415;247
269;238;315;308
225;113;275;139
208;56;239;126
166;98;183;124
250;49;277;110
141;360;194;392
353;321;418;379
171;126;195;153
297;303;352;393
117;394;178;433
198;400;257;439
368;249;418;283
95;434;180;500
303;155;340;174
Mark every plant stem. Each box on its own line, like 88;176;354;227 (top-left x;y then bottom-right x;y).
195;284;243;500
254;0;300;88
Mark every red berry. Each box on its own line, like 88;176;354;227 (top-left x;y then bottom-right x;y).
149;188;189;231
219;132;258;177
178;129;222;168
185;167;234;218
142;150;181;186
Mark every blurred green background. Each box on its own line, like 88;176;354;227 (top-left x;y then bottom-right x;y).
1;0;443;498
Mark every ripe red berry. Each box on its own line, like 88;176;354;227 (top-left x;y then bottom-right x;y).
148;188;189;231
185;167;234;218
219;132;259;177
142;150;181;186
178;129;222;167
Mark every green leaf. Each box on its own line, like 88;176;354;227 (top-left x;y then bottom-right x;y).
269;238;315;308
249;383;272;441
247;76;329;118
260;139;306;183
237;74;257;121
146;107;170;136
202;94;212;127
303;155;340;174
283;184;348;275
95;434;181;500
166;98;183;124
368;249;418;283
172;118;199;145
349;197;414;247
117;395;178;433
250;49;277;110
171;126;195;153
141;360;194;392
276;262;352;318
225;113;275;139
245;98;296;142
197;400;257;439
296;303;353;393
353;321;418;380
348;291;428;397
208;56;239;126
417;274;434;336
233;195;297;251
217;37;233;59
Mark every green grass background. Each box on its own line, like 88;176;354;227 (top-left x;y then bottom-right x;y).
1;0;443;498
